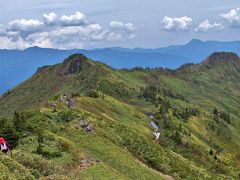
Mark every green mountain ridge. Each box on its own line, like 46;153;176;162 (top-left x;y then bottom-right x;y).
0;52;240;179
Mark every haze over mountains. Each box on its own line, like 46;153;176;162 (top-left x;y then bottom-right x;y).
1;39;240;94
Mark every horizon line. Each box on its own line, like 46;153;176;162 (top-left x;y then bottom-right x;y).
1;39;240;51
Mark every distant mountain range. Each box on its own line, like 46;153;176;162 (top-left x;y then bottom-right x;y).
1;39;240;94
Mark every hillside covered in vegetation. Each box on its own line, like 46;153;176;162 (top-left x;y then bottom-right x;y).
0;52;240;179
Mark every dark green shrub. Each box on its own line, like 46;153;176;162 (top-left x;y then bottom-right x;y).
0;118;20;148
56;111;76;122
209;149;214;155
86;90;100;98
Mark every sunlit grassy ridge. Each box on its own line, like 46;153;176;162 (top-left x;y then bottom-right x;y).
0;52;240;179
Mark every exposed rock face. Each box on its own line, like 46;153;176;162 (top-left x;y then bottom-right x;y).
64;57;82;74
176;52;240;73
59;54;93;75
202;52;239;66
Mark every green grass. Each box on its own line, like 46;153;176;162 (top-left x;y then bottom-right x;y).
0;53;240;179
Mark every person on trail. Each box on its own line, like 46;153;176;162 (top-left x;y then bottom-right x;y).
153;131;160;141
0;137;10;154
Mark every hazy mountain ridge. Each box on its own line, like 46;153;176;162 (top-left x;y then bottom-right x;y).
1;51;240;116
1;39;240;94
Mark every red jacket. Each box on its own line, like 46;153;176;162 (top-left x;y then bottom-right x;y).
0;138;5;144
0;138;10;153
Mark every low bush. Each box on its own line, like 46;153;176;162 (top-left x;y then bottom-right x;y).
0;153;34;180
56;111;77;122
13;150;61;178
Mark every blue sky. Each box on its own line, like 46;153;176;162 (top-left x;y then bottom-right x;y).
0;0;240;49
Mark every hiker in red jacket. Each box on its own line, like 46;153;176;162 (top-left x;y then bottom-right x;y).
0;137;10;154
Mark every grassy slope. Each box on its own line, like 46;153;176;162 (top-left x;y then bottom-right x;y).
40;95;214;179
0;93;216;179
9;96;165;180
0;55;145;117
138;53;240;177
0;53;240;179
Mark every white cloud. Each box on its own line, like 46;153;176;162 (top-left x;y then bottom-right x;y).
25;24;127;49
8;19;44;32
0;36;28;49
106;32;122;41
162;16;192;31
43;12;58;25
195;20;224;32
110;21;136;32
221;8;240;27
109;21;136;40
0;11;136;49
59;11;87;26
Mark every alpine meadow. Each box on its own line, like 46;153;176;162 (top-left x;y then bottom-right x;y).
0;1;240;180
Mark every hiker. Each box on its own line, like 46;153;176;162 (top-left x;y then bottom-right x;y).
85;124;93;133
0;137;10;154
67;98;75;108
153;131;160;141
79;120;94;133
150;121;159;132
148;114;154;120
49;102;57;110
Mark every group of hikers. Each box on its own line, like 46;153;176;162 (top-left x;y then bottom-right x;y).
148;114;161;142
0;137;10;155
58;94;75;108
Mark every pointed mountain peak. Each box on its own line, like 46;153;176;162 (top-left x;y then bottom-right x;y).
202;52;239;66
186;39;203;46
60;54;95;75
25;46;42;50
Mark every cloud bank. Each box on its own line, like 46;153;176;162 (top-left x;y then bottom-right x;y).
110;21;136;32
43;12;58;25
221;8;240;28
8;19;44;32
195;20;224;33
162;16;192;31
59;11;87;26
0;11;136;49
